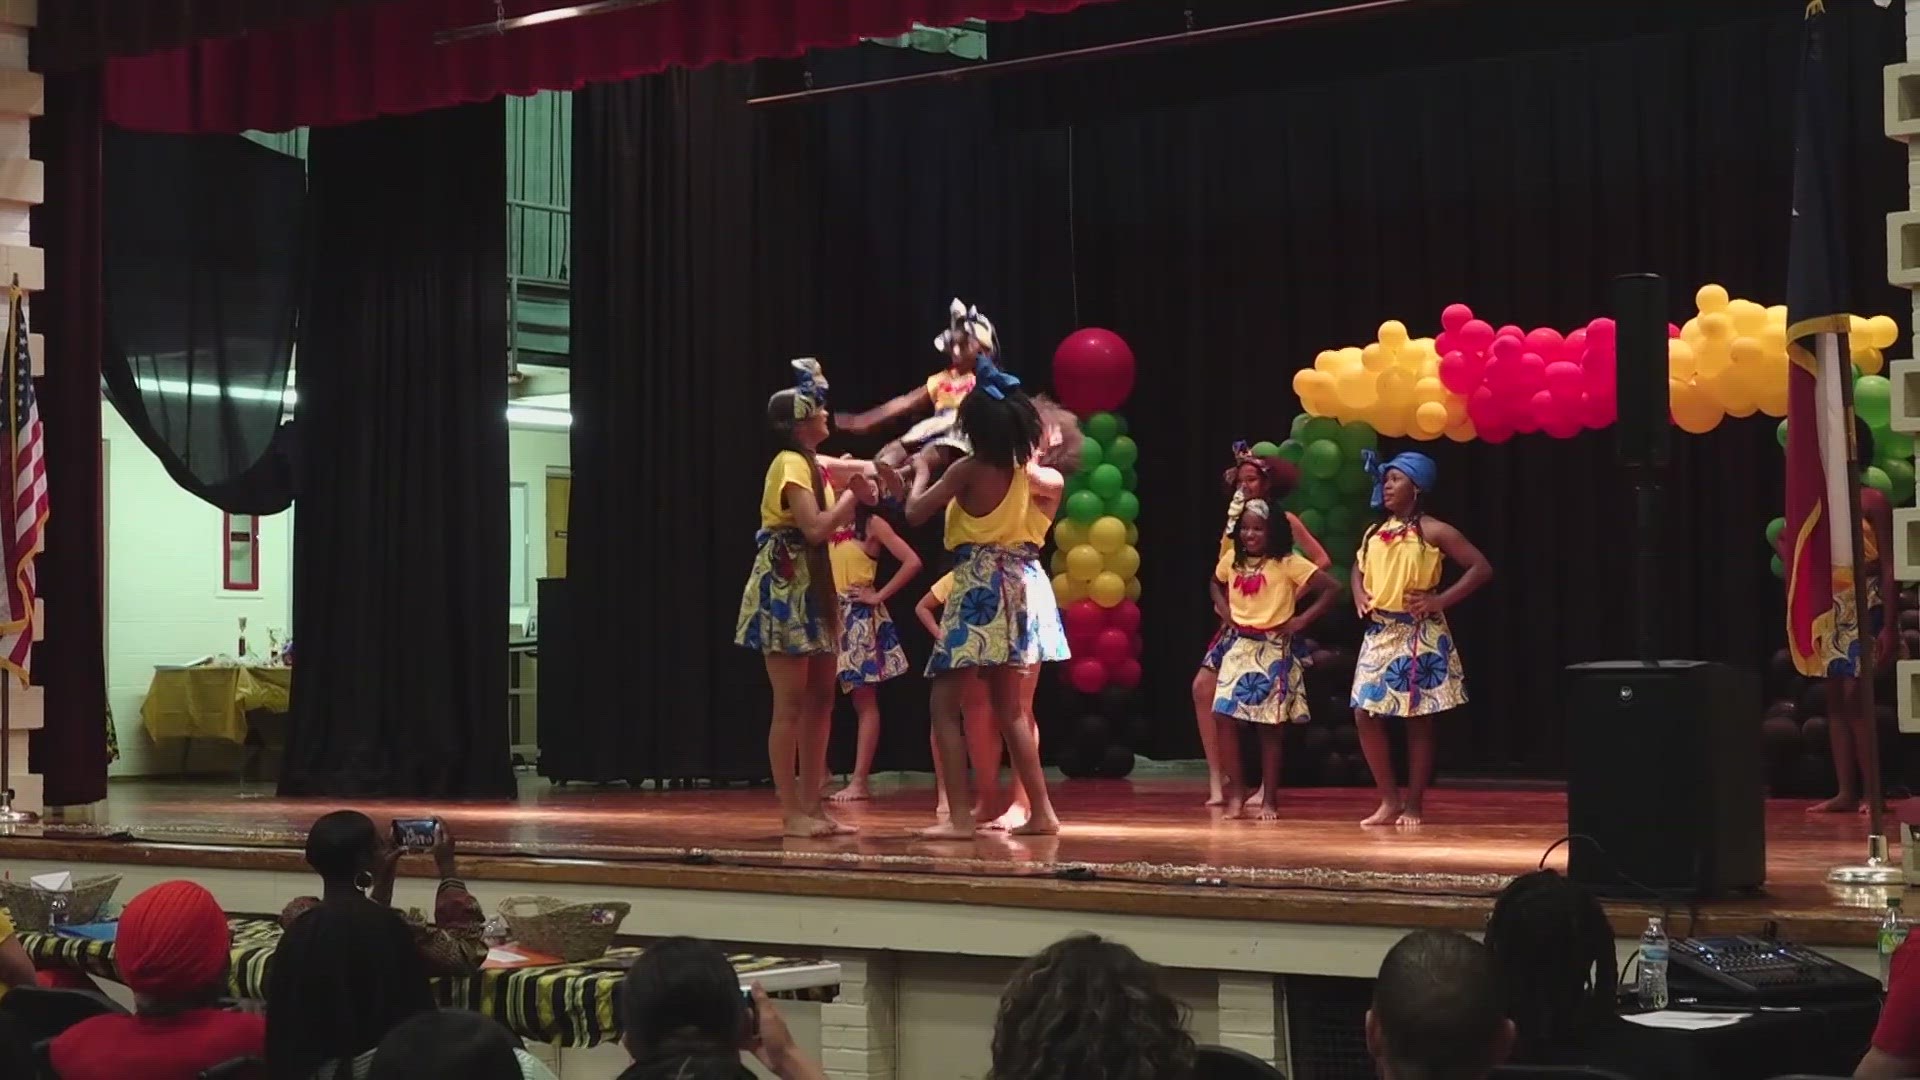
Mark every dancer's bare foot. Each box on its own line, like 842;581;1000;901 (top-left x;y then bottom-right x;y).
1242;787;1267;808
914;817;975;841
1221;793;1248;821
1205;791;1226;808
1807;794;1860;814
988;805;1031;832
1206;775;1226;807
1394;805;1423;827
1361;800;1402;827
784;813;836;838
814;809;858;835
1009;810;1060;836
830;781;871;803
1256;800;1281;822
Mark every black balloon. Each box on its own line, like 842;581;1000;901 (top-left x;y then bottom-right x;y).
1099;744;1137;778
1074;712;1110;748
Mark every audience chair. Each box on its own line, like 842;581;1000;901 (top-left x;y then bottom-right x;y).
0;987;124;1042
1194;1044;1287;1080
1492;1068;1635;1080
200;1056;268;1080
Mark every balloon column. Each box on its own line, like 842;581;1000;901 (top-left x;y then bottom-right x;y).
1760;365;1917;576
1273;414;1376;582
1050;329;1143;778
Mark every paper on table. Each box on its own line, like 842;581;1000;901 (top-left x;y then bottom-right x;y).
1621;1011;1752;1031
29;871;71;892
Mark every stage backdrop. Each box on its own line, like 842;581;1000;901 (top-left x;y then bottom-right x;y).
564;0;1904;782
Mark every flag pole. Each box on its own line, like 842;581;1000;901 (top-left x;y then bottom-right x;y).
0;276;32;826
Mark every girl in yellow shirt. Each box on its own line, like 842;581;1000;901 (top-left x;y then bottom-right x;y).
1349;452;1492;827
826;507;922;803
1209;500;1340;821
837;298;990;486
916;572;997;821
733;359;876;838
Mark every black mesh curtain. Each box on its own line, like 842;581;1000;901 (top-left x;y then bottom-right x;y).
102;129;302;514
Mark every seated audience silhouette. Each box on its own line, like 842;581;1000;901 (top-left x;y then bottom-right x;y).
990;933;1197;1080
618;936;823;1080
282;810;485;974
265;892;436;1080
1367;930;1515;1080
367;1008;557;1080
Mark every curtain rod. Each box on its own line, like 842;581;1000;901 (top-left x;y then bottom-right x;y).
747;0;1441;107
433;0;672;45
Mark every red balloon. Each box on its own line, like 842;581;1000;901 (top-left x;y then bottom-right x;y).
1490;335;1524;364
1513;388;1546;434
1438;350;1481;394
1128;630;1144;657
1063;599;1106;648
1440;303;1475;333
1667;322;1681;339
1514;353;1546;394
1108;658;1143;690
1053;329;1137;415
1586;317;1617;352
1094;628;1133;664
1066;657;1108;695
1578;391;1614;429
1479;420;1515;444
1544;361;1584;403
1106;599;1142;635
1525;327;1564;362
1458;319;1495;354
1467;385;1506;430
1563;327;1588;361
1434;330;1457;356
1496;323;1525;341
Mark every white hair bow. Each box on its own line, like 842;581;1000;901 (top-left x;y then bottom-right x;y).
933;297;997;357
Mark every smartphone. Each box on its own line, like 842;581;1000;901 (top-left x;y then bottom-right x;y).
739;985;759;1040
391;817;437;850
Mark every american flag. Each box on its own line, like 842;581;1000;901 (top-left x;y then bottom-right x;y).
0;282;46;682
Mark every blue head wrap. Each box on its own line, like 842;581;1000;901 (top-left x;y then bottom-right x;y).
974;355;1022;401
1363;450;1437;510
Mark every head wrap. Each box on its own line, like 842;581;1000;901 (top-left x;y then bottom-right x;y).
115;880;231;1000
934;298;997;358
1241;498;1271;520
974;355;1022;401
790;358;828;419
1363;450;1438;510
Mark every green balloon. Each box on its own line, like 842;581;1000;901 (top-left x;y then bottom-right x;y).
1335;464;1371;497
1335;421;1378;457
1066;490;1104;524
1121;466;1138;490
1302;439;1342;480
1764;516;1786;546
1325;506;1358;539
1770;554;1785;579
1085;412;1123;445
1113;414;1130;437
1078;437;1106;473
1277;439;1306;464
1303;479;1341;510
1290;413;1312;440
1249;440;1281;459
1110;489;1141;523
1301;417;1342;445
1107;435;1139;470
1887;459;1916;506
1865;465;1893;499
1089;463;1125;500
1065;473;1087;498
1881;429;1915;462
1776;419;1790;450
1296;508;1326;537
1324;533;1358;564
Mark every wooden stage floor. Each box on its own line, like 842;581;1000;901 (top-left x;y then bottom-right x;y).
0;776;1904;946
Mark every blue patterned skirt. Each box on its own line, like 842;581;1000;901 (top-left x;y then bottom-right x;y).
1211;627;1308;726
1350;610;1467;717
836;593;909;692
901;409;971;456
926;543;1071;675
733;528;835;656
1203;622;1313;673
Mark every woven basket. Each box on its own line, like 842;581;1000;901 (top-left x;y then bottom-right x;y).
0;874;122;932
498;896;629;962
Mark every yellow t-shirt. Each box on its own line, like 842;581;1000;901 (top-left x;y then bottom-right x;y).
1215;550;1318;630
929;572;955;604
1359;520;1444;612
926;369;976;413
830;529;877;592
944;468;1031;550
758;451;834;530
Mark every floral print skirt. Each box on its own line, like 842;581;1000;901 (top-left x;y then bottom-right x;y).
901;409;971;456
734;528;835;656
836;593;909;692
1211;626;1308;726
927;543;1071;675
1202;622;1313;673
1350;610;1467;718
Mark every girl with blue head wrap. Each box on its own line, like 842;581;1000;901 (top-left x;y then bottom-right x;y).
1348;448;1493;827
837;298;996;493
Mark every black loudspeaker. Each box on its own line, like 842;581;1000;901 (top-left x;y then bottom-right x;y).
1565;661;1764;897
534;577;579;780
1613;273;1670;468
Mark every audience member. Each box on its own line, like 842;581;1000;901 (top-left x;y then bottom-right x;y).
48;880;265;1080
1367;930;1514;1080
1483;870;1680;1080
618;936;823;1080
1862;934;1920;1079
0;902;34;995
989;933;1196;1080
282;810;485;974
265;891;436;1080
367;1009;558;1080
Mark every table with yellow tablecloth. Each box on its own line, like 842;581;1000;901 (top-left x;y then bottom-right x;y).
140;666;292;744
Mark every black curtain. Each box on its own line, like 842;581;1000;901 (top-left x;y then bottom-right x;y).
282;101;514;799
102;128;303;514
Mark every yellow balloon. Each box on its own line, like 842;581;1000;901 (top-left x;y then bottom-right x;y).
1728;299;1768;337
1336;370;1378;412
1107;544;1141;578
1729;336;1763;368
1868;313;1900;350
1444;394;1469;428
1700;311;1733;341
1669;377;1722;434
1762;325;1787;357
1338;346;1365;370
1695;283;1730;313
1125;522;1139;546
1414;400;1449;435
1089;571;1126;608
1125;576;1142;602
1703;365;1755;416
1314;349;1341;372
1376;367;1415;408
1292;367;1333;401
1052;519;1086;551
1852;340;1885;376
1370;404;1410;438
1694;337;1732;380
1087;515;1127;554
1766;304;1788;325
1445;417;1477;442
1667;338;1698;380
1412;376;1447;406
1378;320;1410;349
1066;543;1104;582
1050;547;1068;577
1053;572;1084;605
1850;315;1870;341
1361;342;1390;372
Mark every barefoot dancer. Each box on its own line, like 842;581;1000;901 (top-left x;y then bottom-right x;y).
1211;500;1341;821
836;298;989;483
1350;452;1491;827
826;507;923;802
1192;447;1330;806
916;572;1001;820
1795;419;1902;814
734;359;875;838
904;358;1068;838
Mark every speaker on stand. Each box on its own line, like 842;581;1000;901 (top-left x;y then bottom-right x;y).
1563;275;1766;898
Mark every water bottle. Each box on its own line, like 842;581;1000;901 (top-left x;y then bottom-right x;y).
1637;916;1669;1009
1881;896;1909;987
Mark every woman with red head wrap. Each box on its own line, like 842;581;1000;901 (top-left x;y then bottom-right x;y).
49;880;265;1080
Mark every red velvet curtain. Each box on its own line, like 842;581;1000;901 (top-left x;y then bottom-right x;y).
103;0;1112;134
34;0;393;73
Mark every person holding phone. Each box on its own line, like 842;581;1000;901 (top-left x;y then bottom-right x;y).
280;810;485;974
618;936;826;1080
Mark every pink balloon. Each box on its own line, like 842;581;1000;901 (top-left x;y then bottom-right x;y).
1585;317;1617;353
1459;319;1495;354
1563;328;1588;363
1514;389;1549;434
1467;385;1506;430
1667;322;1681;339
1515;353;1546;394
1106;599;1142;635
1490;335;1524;364
1578;391;1614;429
1544;361;1584;403
1496;323;1525;341
1108;658;1143;690
1434;330;1457;356
1052;329;1137;415
1438;350;1481;394
1128;630;1144;657
1066;657;1108;695
1525;327;1564;362
1479;420;1515;444
1542;408;1584;440
1094;628;1133;664
1440;303;1475;333
1063;600;1105;650
1582;346;1615;392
